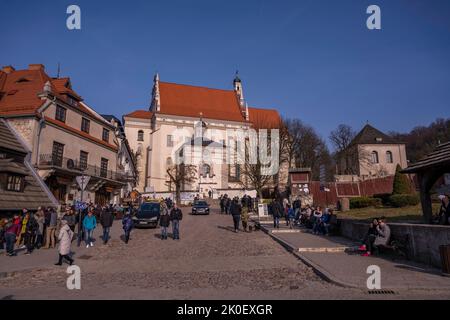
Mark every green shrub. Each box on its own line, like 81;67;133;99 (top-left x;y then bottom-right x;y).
350;197;382;209
392;164;412;195
389;194;420;207
373;193;392;205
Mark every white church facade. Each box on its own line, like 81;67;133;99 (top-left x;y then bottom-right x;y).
123;74;284;199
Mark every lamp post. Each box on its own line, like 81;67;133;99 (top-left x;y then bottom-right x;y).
77;169;86;247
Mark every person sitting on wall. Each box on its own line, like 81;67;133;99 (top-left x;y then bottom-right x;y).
312;207;323;234
302;206;313;228
361;216;391;256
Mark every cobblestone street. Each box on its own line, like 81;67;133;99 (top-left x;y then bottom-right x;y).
1;207;450;300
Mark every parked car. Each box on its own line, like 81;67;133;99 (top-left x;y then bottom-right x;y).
192;200;210;215
133;200;161;228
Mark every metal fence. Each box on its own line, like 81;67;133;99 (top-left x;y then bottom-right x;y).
38;154;133;182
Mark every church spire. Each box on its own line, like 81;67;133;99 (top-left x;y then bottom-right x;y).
150;72;161;112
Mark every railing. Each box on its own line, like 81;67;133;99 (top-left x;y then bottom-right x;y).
38;154;134;182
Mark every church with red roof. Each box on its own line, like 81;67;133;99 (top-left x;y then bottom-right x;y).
123;73;284;198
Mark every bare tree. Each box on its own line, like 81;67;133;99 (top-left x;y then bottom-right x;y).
329;124;357;175
282;119;333;180
166;164;197;205
241;112;279;198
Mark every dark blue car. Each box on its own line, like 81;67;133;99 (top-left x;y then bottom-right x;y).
133;201;161;228
192;200;210;215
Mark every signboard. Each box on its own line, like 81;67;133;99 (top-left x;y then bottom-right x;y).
76;175;90;191
180;192;196;201
74;200;88;211
258;203;269;217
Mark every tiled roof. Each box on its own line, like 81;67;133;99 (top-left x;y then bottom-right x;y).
158;82;246;122
124;109;153;119
248;107;281;129
0;68;49;116
0;65;95;119
351;124;401;145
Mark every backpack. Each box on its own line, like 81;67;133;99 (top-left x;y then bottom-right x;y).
4;221;13;230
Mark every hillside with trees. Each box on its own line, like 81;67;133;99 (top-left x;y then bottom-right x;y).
390;118;450;163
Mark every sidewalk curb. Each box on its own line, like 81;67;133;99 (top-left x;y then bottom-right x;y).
257;223;358;288
256;222;450;291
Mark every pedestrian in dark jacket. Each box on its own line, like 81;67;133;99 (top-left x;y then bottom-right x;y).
230;198;242;233
100;208;114;245
271;200;282;229
63;209;76;233
169;204;183;240
24;212;38;255
122;212;133;244
225;197;231;215
160;204;171;240
220;196;225;214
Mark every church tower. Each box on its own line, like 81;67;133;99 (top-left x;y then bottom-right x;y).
233;71;248;120
233;71;244;107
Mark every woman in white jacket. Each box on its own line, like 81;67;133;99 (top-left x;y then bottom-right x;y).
55;220;74;266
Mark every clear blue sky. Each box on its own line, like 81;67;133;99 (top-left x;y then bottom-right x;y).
1;0;449;144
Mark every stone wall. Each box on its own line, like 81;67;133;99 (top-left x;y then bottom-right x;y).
339;219;450;268
7;118;37;151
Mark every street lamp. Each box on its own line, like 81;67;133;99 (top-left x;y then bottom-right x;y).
77;168;87;247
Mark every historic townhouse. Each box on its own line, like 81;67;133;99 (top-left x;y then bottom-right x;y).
124;74;283;198
336;124;408;181
0;64;133;205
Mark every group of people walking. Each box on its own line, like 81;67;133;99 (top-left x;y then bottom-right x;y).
0;207;58;256
0;204;137;266
219;194;254;215
159;203;183;240
269;198;302;230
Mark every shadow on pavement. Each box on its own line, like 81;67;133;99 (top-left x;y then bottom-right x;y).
153;233;174;239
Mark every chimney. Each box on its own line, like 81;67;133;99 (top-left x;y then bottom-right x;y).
29;64;45;71
2;66;15;74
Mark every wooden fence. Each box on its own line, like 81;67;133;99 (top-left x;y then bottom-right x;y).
309;176;395;207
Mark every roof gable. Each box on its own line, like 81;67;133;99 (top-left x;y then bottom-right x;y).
351;124;400;145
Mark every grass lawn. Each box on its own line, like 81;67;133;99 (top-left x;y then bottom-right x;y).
338;204;441;223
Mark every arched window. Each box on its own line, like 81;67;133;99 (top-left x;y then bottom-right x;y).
201;163;211;177
371;151;379;164
137;130;144;141
386;151;393;163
